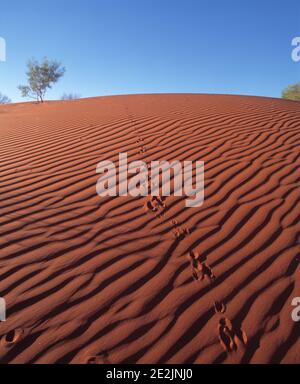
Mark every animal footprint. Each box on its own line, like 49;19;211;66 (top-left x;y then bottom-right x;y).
188;250;206;280
188;250;203;261
144;200;158;213
171;220;190;239
139;147;147;154
199;262;215;282
218;318;236;352
84;352;110;364
1;328;24;348
173;228;185;240
189;258;215;282
214;301;227;314
218;318;247;353
144;196;166;216
233;326;248;347
183;227;191;235
153;196;166;208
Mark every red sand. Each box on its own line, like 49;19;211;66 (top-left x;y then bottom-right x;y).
0;94;299;364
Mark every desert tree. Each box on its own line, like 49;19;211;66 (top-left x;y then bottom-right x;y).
0;92;11;104
18;58;65;102
282;82;300;101
61;93;81;100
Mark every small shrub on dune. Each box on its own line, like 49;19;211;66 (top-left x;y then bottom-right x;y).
0;93;11;104
282;82;300;101
61;93;81;100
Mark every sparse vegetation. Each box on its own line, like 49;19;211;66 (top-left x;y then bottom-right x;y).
0;93;11;104
61;93;81;100
18;58;66;102
282;82;300;101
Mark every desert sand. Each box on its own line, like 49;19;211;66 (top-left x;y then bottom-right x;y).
0;94;299;364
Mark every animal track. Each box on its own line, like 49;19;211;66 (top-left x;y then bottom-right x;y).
129;108;191;245
84;351;110;364
1;328;24;348
188;250;215;282
144;196;167;216
138;147;147;154
127;108;147;159
214;301;227;314
218;318;247;353
171;220;190;239
154;196;166;208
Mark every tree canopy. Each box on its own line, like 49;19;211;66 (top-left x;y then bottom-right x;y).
18;58;65;102
282;82;300;101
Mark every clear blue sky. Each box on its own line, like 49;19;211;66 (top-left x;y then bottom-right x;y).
0;0;299;102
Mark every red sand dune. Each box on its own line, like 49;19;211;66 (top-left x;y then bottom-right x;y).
0;94;299;364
